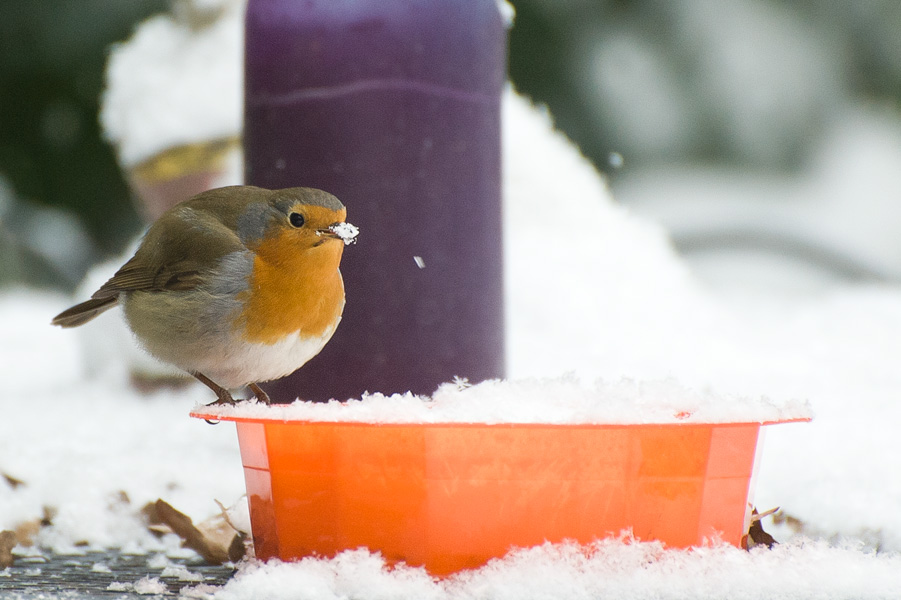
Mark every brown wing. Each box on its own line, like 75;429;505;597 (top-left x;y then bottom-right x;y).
52;202;246;328
94;203;245;298
51;254;207;329
90;255;204;299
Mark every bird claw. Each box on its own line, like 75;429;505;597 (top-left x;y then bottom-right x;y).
248;383;271;405
204;394;236;407
202;391;236;424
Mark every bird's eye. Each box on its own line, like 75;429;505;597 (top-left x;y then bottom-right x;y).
289;212;305;228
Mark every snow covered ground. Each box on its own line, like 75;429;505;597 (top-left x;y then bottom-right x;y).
3;93;901;597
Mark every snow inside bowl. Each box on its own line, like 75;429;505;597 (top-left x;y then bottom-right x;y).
191;379;811;575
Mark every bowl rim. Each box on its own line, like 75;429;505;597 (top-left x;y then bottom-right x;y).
189;410;811;428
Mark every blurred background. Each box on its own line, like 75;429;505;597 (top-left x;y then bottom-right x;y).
2;0;901;297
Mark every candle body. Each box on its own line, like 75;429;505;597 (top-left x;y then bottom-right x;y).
245;0;506;401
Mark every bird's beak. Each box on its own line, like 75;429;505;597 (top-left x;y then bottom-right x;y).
316;227;341;240
319;221;359;245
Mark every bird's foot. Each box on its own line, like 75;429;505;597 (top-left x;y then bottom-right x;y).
248;383;271;405
203;389;236;423
193;372;237;406
205;391;237;407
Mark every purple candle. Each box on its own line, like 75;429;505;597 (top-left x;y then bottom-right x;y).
244;0;506;402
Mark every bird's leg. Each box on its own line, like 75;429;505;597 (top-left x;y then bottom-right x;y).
248;383;271;405
193;372;236;405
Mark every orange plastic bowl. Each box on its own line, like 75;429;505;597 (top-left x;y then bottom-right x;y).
190;408;807;575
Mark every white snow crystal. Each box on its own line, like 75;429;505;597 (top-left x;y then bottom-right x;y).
109;575;169;595
327;221;359;245
162;564;205;582
196;376;811;425
133;575;168;595
194;541;901;600
100;2;243;166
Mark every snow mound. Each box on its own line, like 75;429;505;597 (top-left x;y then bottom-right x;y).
197;377;811;425
199;540;901;600
100;3;243;166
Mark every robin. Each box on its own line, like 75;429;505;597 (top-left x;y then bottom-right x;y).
52;185;358;405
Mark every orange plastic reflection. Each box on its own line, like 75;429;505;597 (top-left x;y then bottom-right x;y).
190;414;799;575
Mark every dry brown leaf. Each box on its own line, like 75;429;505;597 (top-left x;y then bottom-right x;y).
150;499;243;565
743;506;778;550
0;530;16;569
13;506;56;548
198;501;248;563
141;500;163;523
772;509;805;533
750;506;779;523
213;499;249;536
41;506;57;527
109;490;131;508
13;519;41;548
142;501;175;539
2;473;24;489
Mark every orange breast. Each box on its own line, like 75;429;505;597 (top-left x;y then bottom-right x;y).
237;231;345;345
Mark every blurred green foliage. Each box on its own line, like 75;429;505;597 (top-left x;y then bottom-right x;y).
0;0;166;259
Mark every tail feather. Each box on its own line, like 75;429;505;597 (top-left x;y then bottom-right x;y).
52;296;119;328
